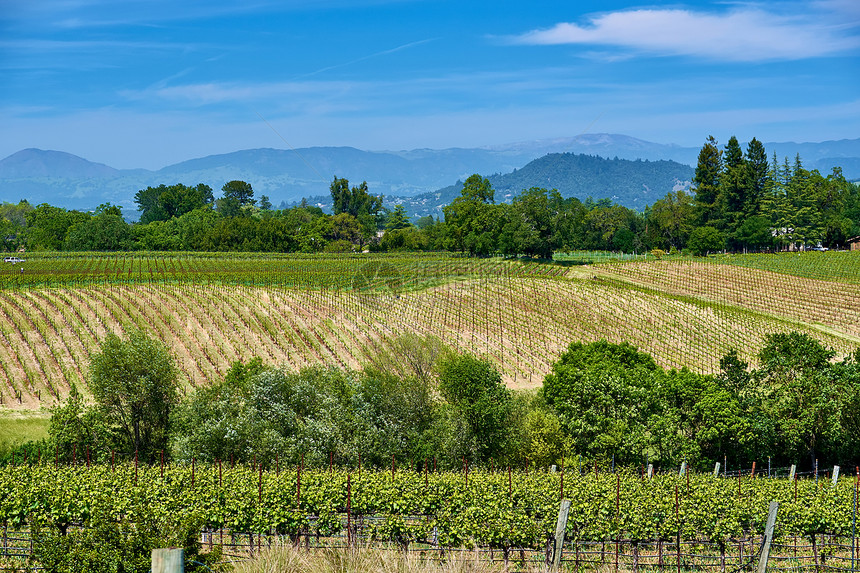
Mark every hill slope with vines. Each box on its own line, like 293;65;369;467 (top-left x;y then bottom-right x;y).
0;252;858;409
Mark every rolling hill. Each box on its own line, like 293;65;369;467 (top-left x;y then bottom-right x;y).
0;135;856;215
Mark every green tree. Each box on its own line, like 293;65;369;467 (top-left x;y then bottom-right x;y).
499;187;563;258
754;332;846;466
329;177;384;244
687;225;725;255
25;204;89;250
720;135;746;243
386;204;412;231
743;138;769;217
64;211;131;251
221;180;255;206
649;190;695;250
88;330;179;462
693;136;723;227
734;215;774;252
442;175;502;256
542;341;659;465
258;194;272;211
135;183;214;224
437;354;512;462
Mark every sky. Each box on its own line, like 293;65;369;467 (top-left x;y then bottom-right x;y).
1;0;859;170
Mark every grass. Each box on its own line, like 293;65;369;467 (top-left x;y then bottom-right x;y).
0;411;50;455
228;543;547;573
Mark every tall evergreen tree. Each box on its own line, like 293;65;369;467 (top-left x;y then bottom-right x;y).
743;138;769;217
693;136;722;228
720;136;746;244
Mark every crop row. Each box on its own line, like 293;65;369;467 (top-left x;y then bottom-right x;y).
711;251;860;285
0;274;853;407
0;464;857;548
597;260;860;340
0;252;566;290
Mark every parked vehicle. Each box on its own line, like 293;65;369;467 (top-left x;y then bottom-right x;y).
4;257;25;263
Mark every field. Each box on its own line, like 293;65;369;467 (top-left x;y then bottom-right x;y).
0;251;858;409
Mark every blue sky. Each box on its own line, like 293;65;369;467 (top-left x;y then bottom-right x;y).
1;0;859;170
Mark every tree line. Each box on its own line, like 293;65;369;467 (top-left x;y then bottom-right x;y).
8;329;858;473
2;136;858;255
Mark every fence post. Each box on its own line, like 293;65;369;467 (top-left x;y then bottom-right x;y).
714;462;721;477
756;501;779;573
789;464;796;481
549;499;571;572
679;462;686;477
852;472;857;573
647;464;653;479
832;466;841;488
152;548;184;573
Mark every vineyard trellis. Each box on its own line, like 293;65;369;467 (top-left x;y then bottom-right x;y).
1;458;859;571
0;252;858;407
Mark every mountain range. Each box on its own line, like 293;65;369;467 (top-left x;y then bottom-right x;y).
1;134;858;217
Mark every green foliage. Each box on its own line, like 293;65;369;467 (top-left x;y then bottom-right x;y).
222;180;255;206
542;335;860;470
3;463;858;559
30;500;222;573
542;341;658;465
89;329;179;462
385;204;412;231
48;384;113;464
754;332;850;465
173;363;443;468
135;183;215;224
330;177;384;243
687;225;725;255
25;204;90;251
64;212;132;251
437;354;513;462
442;175;503;256
693;136;723;227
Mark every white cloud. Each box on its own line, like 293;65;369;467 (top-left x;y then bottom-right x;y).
513;7;860;61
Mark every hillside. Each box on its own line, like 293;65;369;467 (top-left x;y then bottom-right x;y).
1;135;856;213
0;252;857;410
428;153;693;212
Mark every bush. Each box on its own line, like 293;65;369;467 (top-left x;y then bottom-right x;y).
687;226;725;255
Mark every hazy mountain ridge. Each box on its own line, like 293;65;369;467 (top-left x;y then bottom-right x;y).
383;153;694;219
1;135;857;213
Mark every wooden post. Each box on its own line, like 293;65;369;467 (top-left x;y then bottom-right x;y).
549;499;571;572
756;501;779;573
151;548;184;573
347;473;353;548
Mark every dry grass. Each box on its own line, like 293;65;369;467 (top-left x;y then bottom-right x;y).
228;544;546;573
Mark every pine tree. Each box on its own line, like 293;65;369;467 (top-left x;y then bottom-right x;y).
693;136;722;227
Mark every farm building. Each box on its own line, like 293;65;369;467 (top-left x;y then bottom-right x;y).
849;236;860;251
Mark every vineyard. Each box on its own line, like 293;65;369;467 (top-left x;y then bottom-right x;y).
1;461;859;571
0;251;858;408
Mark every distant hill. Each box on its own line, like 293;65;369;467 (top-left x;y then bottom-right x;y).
0;148;119;179
0;135;856;213
381;153;694;218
